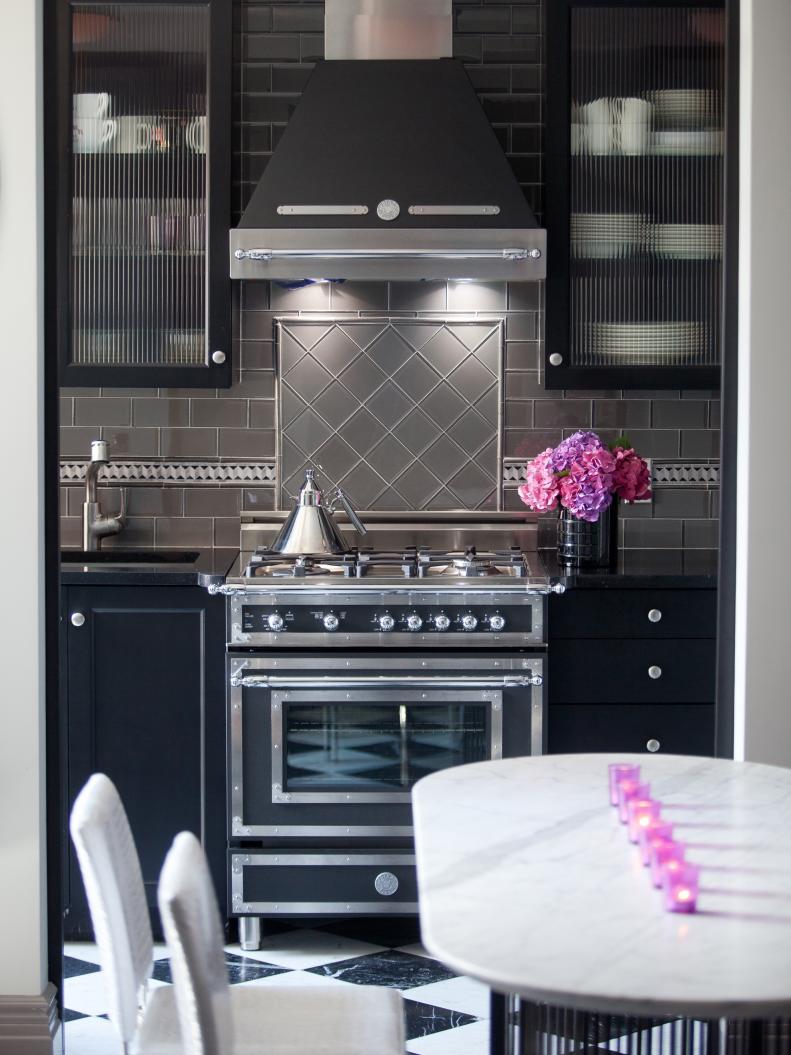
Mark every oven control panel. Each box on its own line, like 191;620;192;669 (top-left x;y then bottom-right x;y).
239;603;534;637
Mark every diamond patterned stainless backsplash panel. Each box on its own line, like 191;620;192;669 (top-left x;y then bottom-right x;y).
277;318;503;511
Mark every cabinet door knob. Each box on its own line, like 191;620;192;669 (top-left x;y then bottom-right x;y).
211;349;226;365
549;353;563;366
648;608;662;623
374;871;399;896
646;738;661;753
71;612;86;627
648;665;662;680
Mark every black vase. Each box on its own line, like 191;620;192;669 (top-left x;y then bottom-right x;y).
557;503;617;568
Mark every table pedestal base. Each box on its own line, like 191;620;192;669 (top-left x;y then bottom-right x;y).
488;994;790;1055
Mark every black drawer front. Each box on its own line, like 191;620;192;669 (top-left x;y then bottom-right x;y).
548;704;715;757
230;853;418;915
550;589;717;640
550;639;716;703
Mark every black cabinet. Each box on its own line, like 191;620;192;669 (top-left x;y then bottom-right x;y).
545;0;726;390
548;586;717;756
55;0;232;388
62;583;226;938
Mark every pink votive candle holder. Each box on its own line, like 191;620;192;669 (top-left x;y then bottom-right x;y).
662;862;700;914
608;763;641;806
627;798;662;843
638;821;674;866
650;841;686;888
617;780;651;823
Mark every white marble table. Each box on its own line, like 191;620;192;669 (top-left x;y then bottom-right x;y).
413;753;791;1025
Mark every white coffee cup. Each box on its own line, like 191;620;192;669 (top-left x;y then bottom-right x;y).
114;116;155;154
616;98;652;155
73;92;111;119
186;115;206;154
581;98;615;155
73;117;117;153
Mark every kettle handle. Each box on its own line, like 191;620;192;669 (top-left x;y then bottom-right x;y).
332;488;367;537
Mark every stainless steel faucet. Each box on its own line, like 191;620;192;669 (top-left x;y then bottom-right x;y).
83;440;126;551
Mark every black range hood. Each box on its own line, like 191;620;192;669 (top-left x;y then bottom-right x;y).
230;6;545;282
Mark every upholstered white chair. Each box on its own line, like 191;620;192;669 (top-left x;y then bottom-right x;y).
158;831;406;1055
69;773;182;1054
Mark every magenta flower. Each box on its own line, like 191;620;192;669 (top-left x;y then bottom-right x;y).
518;448;559;512
612;447;652;502
558;447;615;522
550;431;602;472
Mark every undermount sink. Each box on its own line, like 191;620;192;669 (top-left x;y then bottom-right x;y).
61;550;200;566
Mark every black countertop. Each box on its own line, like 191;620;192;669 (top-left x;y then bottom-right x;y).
60;548;239;587
541;548;718;589
60;547;717;590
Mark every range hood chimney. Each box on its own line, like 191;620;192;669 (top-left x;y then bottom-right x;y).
230;0;546;282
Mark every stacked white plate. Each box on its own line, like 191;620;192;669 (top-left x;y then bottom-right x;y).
647;89;721;129
649;223;723;260
587;321;705;364
571;213;644;259
652;130;724;155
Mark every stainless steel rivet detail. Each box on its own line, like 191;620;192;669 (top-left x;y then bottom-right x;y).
646;738;661;753
549;353;563;366
648;665;663;680
648;609;663;623
211;350;226;364
529;248;542;258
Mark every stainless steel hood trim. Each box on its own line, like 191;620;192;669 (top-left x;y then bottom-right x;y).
408;205;501;216
276;205;369;216
230;227;547;280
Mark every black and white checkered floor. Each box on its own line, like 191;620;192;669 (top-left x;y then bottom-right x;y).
63;919;490;1054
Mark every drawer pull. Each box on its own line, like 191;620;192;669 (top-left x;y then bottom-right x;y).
646;738;661;753
374;872;399;896
70;612;86;627
648;665;663;680
648;609;663;623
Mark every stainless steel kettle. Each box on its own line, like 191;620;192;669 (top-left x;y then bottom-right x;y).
270;469;367;555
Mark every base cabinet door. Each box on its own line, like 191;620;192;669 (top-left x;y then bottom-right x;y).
548;703;716;756
63;584;225;938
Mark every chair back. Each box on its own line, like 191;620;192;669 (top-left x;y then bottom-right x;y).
69;773;153;1044
157;831;232;1055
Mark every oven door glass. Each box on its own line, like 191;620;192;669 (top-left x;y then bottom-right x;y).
272;689;501;803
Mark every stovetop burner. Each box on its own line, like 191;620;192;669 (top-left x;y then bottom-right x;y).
244;545;535;580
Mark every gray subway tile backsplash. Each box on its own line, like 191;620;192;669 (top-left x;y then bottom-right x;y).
58;1;721;551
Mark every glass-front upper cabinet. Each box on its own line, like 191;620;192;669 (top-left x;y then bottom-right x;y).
57;0;231;387
546;1;726;389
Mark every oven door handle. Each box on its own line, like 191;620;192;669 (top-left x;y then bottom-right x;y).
231;674;543;689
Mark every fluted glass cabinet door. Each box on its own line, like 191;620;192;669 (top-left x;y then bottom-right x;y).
58;0;231;387
546;0;726;390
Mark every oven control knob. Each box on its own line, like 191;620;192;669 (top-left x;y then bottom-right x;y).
489;614;506;632
378;613;395;632
406;613;423;632
267;612;284;632
461;613;478;631
323;612;340;632
434;613;451;631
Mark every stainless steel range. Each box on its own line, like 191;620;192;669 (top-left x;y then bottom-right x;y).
209;510;561;950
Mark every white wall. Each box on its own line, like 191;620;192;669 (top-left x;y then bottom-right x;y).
0;0;48;996
734;0;791;764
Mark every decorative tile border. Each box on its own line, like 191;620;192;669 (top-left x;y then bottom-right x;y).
503;458;719;489
651;462;720;487
60;461;277;484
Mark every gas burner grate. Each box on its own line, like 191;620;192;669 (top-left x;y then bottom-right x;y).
244;545;534;580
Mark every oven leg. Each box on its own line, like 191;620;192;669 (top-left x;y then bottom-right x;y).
239;916;262;952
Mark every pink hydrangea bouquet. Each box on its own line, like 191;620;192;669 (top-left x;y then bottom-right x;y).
518;431;651;522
